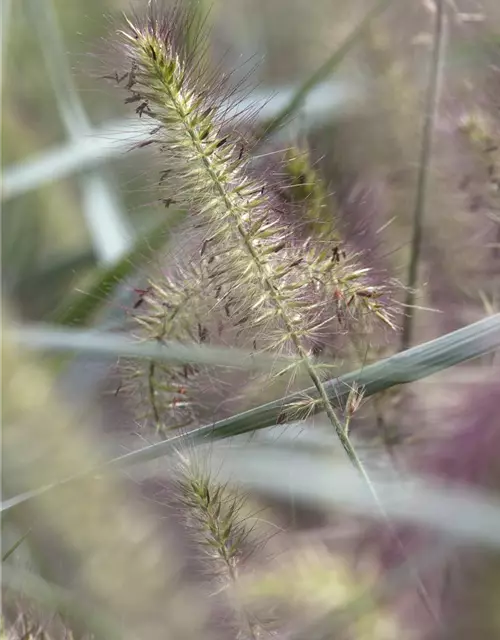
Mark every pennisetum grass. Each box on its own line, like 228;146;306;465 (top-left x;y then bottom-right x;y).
110;0;435;626
279;143;401;448
6;2;500;639
174;450;262;639
115;2;395;453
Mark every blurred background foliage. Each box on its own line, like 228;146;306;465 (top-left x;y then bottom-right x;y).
3;0;500;638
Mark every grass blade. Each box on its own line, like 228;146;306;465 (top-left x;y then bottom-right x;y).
51;211;186;327
26;0;132;263
10;324;296;371
2;528;31;562
256;0;394;140
103;312;500;462
3;313;499;514
101;312;500;466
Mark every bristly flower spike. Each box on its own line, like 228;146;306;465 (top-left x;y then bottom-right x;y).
116;2;386;479
175;450;262;639
114;3;434;620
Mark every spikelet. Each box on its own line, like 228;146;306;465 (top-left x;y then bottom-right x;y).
120;255;266;434
280;144;398;338
120;262;210;433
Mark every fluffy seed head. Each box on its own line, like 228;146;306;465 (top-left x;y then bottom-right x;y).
114;2;397;434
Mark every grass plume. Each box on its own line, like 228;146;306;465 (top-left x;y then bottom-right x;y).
115;3;396;468
175;451;262;639
111;4;442;620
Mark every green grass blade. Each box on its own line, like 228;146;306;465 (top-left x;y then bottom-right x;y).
3;314;499;515
26;0;132;263
103;312;500;464
105;312;500;463
10;324;296;371
2;528;31;562
50;210;186;327
256;0;393;140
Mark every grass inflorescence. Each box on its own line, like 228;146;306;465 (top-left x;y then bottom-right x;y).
114;2;396;460
110;3;439;623
174;450;262;639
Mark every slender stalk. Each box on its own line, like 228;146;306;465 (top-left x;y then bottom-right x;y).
401;0;447;349
257;0;395;141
